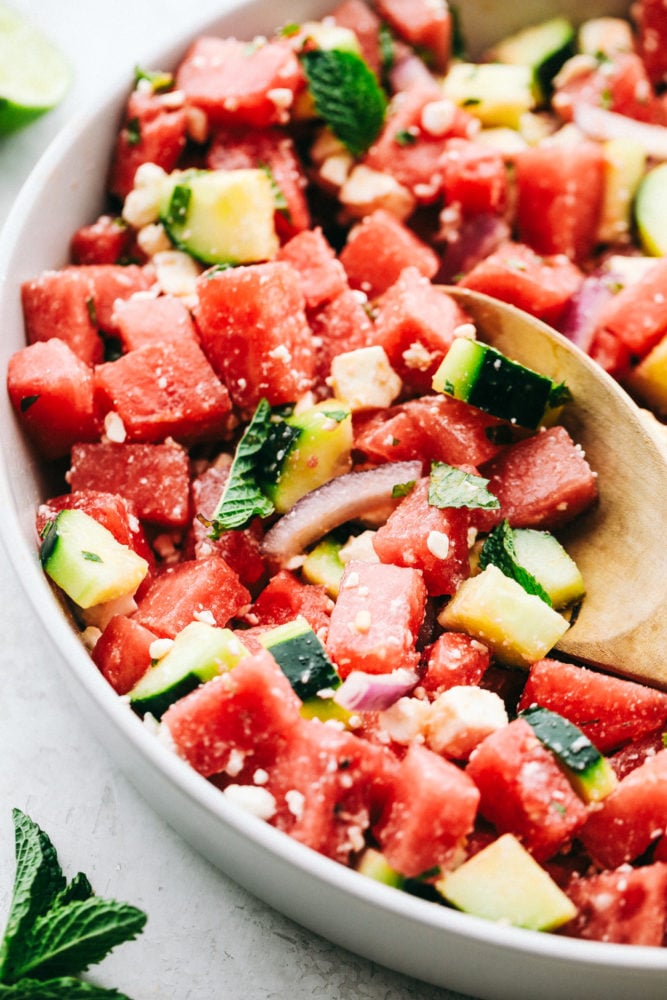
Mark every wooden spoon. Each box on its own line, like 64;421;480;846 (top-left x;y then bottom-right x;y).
443;286;667;689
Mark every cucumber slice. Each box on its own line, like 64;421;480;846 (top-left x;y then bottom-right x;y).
432;337;568;429
259;401;353;514
506;527;585;610
259;615;340;700
598;138;646;245
485;17;575;103
441;62;535;129
129;622;249;718
635;162;667;257
301;535;346;598
40;509;148;610
159;168;279;265
437;833;577;931
519;705;618;803
0;4;71;134
438;563;570;668
357;848;404;889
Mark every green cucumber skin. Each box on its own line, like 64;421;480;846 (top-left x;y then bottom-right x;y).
466;349;553;429
263;625;340;701
519;705;601;774
130;673;202;720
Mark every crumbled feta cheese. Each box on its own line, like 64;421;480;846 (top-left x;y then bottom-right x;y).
378;697;430;745
285;788;305;820
149;638;175;661
153;249;202;298
421;98;457;137
331;346;402;412
339;530;379;565
223;784;277;820
193;609;216;625
122;163;168;228
136;222;172;258
426;530;450;560
103;411;127;444
426;686;508;760
339;164;415;221
354;609;372;633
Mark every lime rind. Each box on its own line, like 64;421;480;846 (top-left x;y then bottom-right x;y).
0;4;72;134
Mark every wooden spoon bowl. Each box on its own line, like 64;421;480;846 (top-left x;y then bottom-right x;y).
443;286;667;689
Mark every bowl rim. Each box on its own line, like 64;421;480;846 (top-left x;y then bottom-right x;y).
1;0;666;993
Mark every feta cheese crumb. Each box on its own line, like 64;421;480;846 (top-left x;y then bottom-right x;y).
339;530;379;565
339;164;415;221
223;784;277;820
193;609;216;625
426;530;450;560
285;789;305;820
331;345;402;412
354;609;372;633
378;697;430;745
103;411;127;444
149;638;175;661
426;685;508;760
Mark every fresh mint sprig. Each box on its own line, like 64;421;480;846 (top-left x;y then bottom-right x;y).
300;48;387;158
208;398;278;535
0;810;146;999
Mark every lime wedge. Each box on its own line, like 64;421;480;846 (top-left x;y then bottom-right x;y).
0;3;72;135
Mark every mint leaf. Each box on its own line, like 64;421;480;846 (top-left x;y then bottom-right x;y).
479;520;553;605
208;398;277;534
0;811;66;982
50;873;93;910
0;978;132;999
428;463;500;510
300;48;387;157
10;898;146;982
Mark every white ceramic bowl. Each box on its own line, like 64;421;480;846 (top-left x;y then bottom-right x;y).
1;2;665;997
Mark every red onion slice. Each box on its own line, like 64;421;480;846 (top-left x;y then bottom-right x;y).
261;460;423;568
334;668;420;712
574;103;667;160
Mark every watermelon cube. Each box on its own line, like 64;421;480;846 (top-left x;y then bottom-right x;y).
94;339;231;444
162;649;303;777
466;718;589;862
373;743;480;878
92;614;157;695
248;569;333;636
108;87;188;201
578;749;667;868
421;632;491;697
339;209;439;299
111;294;197;351
175;36;302;128
194;261;315;409
67;441;191;528
372;477;471;596
325;560;426;678
277;228;348;309
563;862;667;946
474;426;598;532
370;268;472;392
7;339;99;459
134;555;250;638
518;658;667;754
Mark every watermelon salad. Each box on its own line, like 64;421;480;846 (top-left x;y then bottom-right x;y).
6;0;667;946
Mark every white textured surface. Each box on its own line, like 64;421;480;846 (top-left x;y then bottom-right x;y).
0;2;472;997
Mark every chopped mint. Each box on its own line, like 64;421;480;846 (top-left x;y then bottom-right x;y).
428;462;500;511
134;66;174;93
208;398;277;534
300;48;387;158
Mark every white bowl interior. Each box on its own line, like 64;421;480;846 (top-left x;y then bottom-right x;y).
2;1;666;997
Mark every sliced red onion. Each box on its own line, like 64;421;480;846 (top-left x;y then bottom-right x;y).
437;213;511;284
574;102;667;160
261;460;422;568
556;271;621;352
334;668;420;712
389;46;440;94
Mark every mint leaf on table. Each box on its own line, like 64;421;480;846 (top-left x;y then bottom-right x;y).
0;810;66;981
300;48;387;157
479;519;553;606
428;462;500;511
208;397;277;534
0;810;146;997
9;898;146;981
0;977;132;999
